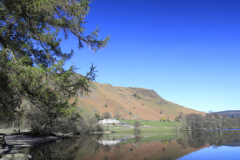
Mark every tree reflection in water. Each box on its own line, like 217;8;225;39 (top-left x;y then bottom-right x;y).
23;130;240;160
134;134;141;143
178;130;240;149
28;135;101;160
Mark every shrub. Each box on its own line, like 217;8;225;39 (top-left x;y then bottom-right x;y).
134;121;141;128
133;121;141;133
102;112;111;118
133;93;140;99
167;116;170;122
95;113;100;120
162;117;167;122
30;124;42;136
95;124;103;132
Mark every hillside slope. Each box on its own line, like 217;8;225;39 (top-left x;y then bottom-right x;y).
75;81;204;121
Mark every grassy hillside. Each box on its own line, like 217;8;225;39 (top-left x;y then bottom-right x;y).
75;79;204;121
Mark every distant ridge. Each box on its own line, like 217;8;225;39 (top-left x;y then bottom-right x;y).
216;110;240;117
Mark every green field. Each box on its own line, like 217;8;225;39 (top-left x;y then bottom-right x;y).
118;119;180;127
108;127;175;132
107;120;180;133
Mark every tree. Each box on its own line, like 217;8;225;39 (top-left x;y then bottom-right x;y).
114;108;121;119
102;112;111;119
185;113;204;130
134;121;140;128
175;112;183;122
167;116;170;122
0;0;109;134
133;121;141;133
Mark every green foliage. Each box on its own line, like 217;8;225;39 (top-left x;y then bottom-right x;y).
162;117;167;122
95;124;103;132
133;93;140;99
0;0;109;66
0;0;109;133
95;113;100;120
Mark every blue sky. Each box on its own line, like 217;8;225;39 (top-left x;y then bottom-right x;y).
62;0;240;112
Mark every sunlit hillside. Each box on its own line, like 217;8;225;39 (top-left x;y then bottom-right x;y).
75;80;205;121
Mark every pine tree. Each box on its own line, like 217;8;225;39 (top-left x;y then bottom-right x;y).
0;0;109;134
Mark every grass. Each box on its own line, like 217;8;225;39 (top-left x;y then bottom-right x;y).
108;127;175;132
106;120;180;133
118;119;180;127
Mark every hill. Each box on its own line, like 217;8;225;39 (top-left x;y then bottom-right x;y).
216;110;240;118
75;80;204;121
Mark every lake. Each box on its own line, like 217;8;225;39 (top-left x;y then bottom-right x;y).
13;129;240;160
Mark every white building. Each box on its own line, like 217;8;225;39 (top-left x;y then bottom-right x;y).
98;118;120;124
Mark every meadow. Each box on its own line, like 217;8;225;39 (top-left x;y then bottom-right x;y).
108;120;180;133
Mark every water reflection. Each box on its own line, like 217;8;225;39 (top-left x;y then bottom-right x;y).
13;130;240;160
97;135;134;146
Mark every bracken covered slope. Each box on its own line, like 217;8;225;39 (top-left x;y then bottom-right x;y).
76;81;204;120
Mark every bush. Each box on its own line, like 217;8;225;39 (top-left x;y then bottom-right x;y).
162;117;167;122
167;116;170;122
95;124;103;132
102;112;111;119
134;121;140;128
133;121;141;133
95;113;100;120
133;93;140;99
30;124;42;136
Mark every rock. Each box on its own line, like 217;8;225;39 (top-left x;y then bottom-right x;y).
0;135;6;149
0;148;9;154
4;135;59;147
1;153;33;160
0;136;4;142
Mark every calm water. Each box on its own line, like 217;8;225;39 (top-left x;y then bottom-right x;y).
18;129;240;160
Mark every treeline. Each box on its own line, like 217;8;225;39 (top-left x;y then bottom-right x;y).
178;130;240;149
176;112;240;130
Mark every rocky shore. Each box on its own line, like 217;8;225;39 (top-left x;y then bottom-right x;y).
0;134;59;160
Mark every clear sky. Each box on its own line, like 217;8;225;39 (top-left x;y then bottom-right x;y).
62;0;240;112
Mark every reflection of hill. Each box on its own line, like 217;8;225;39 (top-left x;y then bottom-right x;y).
84;135;210;160
21;130;240;160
